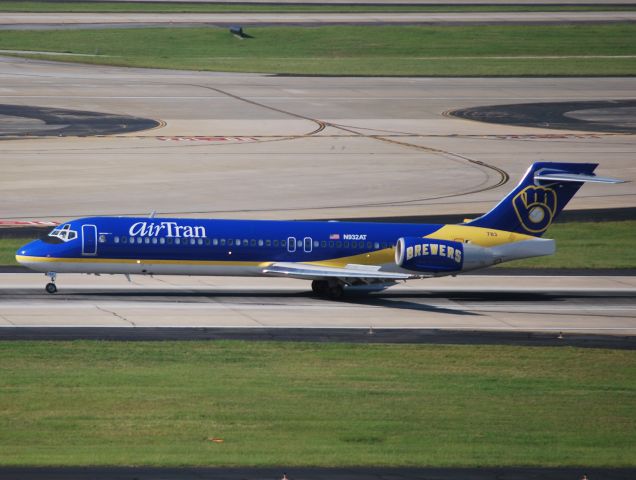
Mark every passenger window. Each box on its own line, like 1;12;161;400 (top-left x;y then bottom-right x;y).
160;237;165;245
273;240;279;247
221;239;226;246
129;237;134;244
197;238;203;245
336;241;342;248
167;238;173;245
121;237;127;244
351;241;357;248
228;239;234;246
329;241;334;248
213;238;218;246
205;239;210;246
265;239;271;247
190;239;195;245
313;240;319;248
281;240;286;247
258;239;263;247
152;238;158;245
114;236;120;244
244;239;249;246
251;239;256;247
321;241;326;247
175;238;181;245
344;242;349;248
367;242;372;248
98;234;106;243
236;239;241;246
137;238;143;244
374;242;380;249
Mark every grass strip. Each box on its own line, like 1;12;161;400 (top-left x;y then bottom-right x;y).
2;220;635;269
0;340;634;467
500;220;636;269
0;24;634;76
1;2;635;13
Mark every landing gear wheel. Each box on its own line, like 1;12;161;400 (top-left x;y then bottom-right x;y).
311;280;329;295
45;282;57;294
327;284;344;300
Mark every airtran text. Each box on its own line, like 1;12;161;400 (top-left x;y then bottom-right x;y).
129;221;207;238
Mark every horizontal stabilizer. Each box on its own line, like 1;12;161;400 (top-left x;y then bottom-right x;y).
535;172;625;184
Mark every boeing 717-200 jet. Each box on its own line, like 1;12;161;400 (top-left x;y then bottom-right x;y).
16;162;622;298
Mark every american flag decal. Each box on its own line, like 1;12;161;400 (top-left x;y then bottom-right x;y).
329;233;340;240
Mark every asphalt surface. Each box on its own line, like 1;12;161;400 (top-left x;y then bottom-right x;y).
450;100;636;134
1;467;635;480
2;326;634;349
0;103;160;137
25;0;636;4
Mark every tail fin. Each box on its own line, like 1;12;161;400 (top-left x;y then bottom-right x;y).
466;162;623;237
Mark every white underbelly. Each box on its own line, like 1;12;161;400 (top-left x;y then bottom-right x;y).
20;259;264;277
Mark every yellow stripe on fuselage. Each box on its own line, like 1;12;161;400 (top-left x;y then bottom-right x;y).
425;225;534;247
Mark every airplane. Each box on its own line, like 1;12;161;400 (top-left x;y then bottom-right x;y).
16;162;623;298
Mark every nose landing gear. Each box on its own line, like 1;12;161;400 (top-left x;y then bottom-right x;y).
45;272;57;294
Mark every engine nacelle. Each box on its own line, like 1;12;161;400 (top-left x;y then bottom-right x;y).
395;237;498;274
395;237;464;273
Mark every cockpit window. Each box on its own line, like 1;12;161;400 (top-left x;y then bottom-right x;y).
45;224;78;243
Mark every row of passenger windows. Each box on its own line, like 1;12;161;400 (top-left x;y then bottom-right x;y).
100;235;393;250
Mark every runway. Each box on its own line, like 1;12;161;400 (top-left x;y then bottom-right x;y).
1;273;634;336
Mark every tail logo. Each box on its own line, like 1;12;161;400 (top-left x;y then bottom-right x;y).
512;186;557;233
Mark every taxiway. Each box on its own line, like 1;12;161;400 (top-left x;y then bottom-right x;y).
1;56;634;221
2;11;636;29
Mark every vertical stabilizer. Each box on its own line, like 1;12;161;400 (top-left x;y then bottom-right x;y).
466;162;602;237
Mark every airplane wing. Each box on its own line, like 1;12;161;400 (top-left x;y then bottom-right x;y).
262;262;416;283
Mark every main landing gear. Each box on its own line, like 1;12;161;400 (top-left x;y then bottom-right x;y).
45;272;57;294
311;280;344;300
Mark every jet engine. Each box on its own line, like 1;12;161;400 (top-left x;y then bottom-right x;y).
395;238;464;273
395;237;496;274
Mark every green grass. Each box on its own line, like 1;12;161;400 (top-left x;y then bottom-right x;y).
1;1;634;13
0;237;30;266
3;220;635;269
1;24;635;76
0;341;634;466
501;220;636;269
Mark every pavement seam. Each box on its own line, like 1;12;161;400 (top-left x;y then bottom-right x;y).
94;305;135;327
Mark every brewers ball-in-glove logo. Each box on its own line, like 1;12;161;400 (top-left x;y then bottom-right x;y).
513;186;557;234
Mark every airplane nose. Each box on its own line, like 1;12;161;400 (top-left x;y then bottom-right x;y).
16;240;39;265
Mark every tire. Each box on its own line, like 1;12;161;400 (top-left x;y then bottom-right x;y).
45;283;57;294
327;284;344;300
311;280;329;295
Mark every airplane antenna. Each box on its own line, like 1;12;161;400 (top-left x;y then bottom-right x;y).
149;210;156;218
